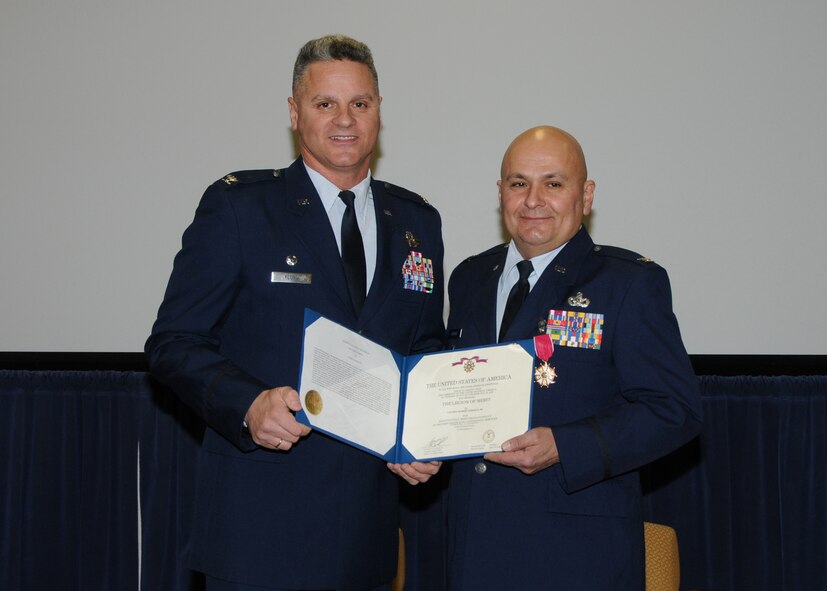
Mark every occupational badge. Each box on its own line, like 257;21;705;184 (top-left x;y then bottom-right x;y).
567;291;590;308
404;231;421;248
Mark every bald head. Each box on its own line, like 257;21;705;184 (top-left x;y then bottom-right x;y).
500;126;588;182
497;125;595;258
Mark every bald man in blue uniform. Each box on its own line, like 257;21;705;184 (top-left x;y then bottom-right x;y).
444;126;702;590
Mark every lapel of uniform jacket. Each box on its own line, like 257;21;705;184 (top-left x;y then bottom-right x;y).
361;179;410;327
506;227;595;340
282;158;353;314
471;244;509;343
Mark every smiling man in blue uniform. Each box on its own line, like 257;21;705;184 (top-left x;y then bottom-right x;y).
146;35;444;591
445;126;702;590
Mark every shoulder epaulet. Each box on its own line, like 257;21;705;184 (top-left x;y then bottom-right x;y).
592;244;655;264
461;243;508;264
377;180;436;210
216;169;284;188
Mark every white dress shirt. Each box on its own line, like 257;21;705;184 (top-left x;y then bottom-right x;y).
304;163;377;295
495;240;566;338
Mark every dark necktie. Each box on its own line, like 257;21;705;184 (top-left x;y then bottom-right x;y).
339;190;366;315
499;259;533;343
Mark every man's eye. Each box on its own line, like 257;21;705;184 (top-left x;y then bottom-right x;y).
317;102;331;109
511;181;527;188
549;182;561;188
353;101;367;108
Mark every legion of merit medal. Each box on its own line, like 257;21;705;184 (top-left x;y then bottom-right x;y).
450;355;488;373
533;334;557;387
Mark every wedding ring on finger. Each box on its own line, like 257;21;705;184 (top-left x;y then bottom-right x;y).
274;438;283;449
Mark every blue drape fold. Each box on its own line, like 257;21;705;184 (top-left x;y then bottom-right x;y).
0;371;141;591
138;379;204;591
1;371;825;591
642;375;827;591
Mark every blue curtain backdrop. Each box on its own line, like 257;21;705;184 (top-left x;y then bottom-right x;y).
1;371;825;591
0;372;141;590
641;376;827;591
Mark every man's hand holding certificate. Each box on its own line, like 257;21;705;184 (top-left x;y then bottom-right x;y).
297;310;538;462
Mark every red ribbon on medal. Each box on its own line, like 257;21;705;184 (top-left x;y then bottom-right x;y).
533;334;557;387
534;334;553;361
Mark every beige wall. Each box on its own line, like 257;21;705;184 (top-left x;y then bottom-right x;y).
2;0;825;353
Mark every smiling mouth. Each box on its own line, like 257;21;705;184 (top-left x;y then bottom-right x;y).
330;135;357;141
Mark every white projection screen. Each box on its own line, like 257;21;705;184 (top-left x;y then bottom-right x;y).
1;0;826;355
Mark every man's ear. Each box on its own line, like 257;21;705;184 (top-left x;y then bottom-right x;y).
582;180;596;215
288;97;298;131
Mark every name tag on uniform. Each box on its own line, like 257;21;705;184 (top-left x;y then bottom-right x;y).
271;272;312;285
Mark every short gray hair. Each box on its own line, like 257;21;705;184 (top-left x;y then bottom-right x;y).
292;35;379;96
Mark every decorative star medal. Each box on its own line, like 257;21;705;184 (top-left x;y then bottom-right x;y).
533;334;557;387
462;357;476;373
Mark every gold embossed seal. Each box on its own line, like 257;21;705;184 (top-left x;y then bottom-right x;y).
305;390;323;415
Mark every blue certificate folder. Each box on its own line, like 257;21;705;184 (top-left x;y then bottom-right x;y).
296;309;536;463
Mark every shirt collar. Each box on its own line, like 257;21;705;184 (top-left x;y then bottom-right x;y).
303;163;372;213
503;239;567;284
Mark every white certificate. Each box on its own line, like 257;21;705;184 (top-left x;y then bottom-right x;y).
297;310;535;462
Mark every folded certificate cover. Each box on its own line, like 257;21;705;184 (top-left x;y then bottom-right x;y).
296;309;538;462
